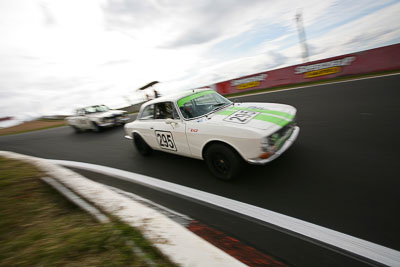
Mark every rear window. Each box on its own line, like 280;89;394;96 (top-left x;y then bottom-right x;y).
139;104;154;120
154;102;179;120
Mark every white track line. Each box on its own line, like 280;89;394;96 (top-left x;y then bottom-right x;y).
228;72;400;99
49;159;400;266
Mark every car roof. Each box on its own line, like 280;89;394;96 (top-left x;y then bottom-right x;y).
80;104;107;109
76;104;108;112
144;89;214;106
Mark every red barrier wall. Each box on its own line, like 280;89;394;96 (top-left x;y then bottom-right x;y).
214;43;400;95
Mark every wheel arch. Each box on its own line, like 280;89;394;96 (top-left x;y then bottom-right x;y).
132;131;144;140
201;139;245;161
131;131;151;143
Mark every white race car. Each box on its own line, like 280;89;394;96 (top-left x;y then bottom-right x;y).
124;89;299;180
66;105;130;133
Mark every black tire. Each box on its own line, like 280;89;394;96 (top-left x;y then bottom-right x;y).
71;126;82;133
91;122;101;132
133;133;152;156
204;143;243;180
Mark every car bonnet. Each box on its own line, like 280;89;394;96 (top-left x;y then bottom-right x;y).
205;102;296;131
86;110;125;118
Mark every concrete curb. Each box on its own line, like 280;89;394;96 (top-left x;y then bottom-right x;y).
41;176;110;224
40;176;159;267
0;151;246;267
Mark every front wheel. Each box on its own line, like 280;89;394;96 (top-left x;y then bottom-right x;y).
91;122;101;132
71;125;82;133
204;143;243;180
133;133;152;156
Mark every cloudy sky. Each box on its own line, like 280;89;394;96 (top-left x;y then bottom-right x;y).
1;0;399;125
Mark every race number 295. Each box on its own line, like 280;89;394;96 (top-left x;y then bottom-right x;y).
223;110;260;124
155;131;177;151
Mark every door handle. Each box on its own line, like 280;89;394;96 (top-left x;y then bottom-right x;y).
150;127;154;130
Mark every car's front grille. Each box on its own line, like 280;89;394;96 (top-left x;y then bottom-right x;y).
268;117;296;146
105;115;120;120
276;122;293;137
276;117;295;136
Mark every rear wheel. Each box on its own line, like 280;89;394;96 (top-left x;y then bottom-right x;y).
133;133;152;156
204;143;243;180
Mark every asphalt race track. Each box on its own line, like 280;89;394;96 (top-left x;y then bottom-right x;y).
1;74;400;266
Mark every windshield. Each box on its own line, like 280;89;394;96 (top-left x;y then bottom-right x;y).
96;105;109;112
177;91;231;119
84;105;109;113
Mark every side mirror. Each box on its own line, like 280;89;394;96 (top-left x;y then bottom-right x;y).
165;118;175;125
165;118;176;128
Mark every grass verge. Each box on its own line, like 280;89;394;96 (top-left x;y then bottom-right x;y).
0;156;175;267
0;119;66;136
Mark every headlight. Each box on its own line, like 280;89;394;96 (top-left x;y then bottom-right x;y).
268;133;280;144
261;136;271;152
260;120;295;155
261;132;281;152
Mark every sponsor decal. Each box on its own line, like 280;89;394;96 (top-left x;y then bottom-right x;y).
155;130;177;151
295;56;355;78
230;74;267;90
304;66;341;78
190;129;198;132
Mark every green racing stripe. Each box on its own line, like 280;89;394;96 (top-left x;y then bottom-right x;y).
254;114;290;127
217;110;236;116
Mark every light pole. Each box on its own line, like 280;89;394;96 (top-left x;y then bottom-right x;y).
295;10;310;63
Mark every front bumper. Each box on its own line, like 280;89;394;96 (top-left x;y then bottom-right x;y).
247;126;300;165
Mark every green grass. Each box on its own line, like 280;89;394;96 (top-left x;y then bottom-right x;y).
0;120;67;137
225;69;400;98
0;124;66;136
0;157;176;267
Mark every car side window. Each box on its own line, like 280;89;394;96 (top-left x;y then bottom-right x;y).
180;102;194;119
139;104;155;120
154;102;179;120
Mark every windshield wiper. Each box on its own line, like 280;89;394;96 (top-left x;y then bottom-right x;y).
211;102;232;112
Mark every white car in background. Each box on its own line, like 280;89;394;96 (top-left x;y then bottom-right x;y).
124;90;299;180
66;105;130;132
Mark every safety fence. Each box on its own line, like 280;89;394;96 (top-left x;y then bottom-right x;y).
213;43;400;95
